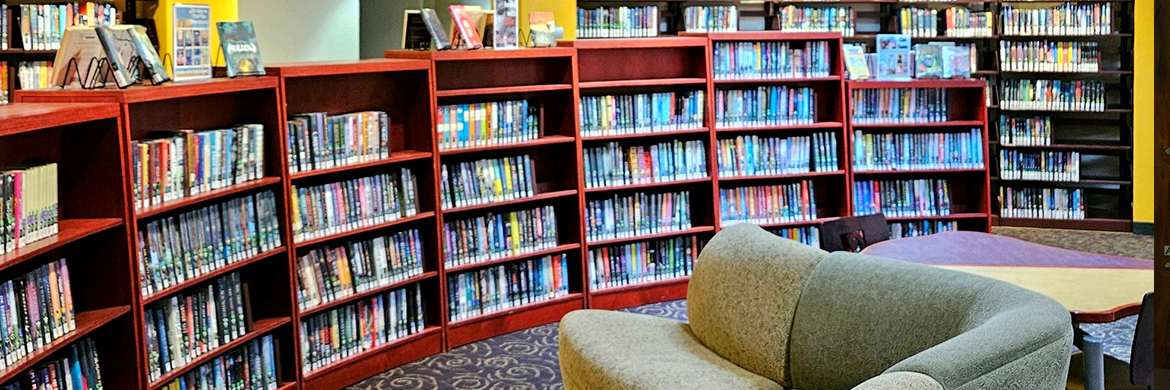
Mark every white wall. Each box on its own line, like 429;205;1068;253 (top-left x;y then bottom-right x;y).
238;0;360;62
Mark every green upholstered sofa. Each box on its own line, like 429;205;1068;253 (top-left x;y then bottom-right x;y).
558;224;1074;390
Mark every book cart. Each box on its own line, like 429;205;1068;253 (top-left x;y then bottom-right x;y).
0;103;140;389
845;79;993;232
16;79;299;390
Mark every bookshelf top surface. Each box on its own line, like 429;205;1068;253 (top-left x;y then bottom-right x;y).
0;103;119;137
14;76;279;104
385;47;575;61
267;59;431;77
560;37;708;49
681;32;844;41
847;79;986;89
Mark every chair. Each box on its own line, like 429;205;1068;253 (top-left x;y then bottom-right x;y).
1066;292;1155;390
559;224;1075;390
818;214;889;252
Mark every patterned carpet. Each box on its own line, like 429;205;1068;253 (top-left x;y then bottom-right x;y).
349;228;1150;390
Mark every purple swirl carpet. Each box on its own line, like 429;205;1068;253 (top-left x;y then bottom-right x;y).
863;231;1153;269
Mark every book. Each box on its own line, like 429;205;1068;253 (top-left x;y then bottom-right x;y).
143;272;248;381
301;283;425;373
295;229;425;310
998;41;1100;73
716;132;839;177
448;5;483;49
0;258;78;369
998;149;1080;182
589;236;701;289
999;186;1084;220
684;5;737;33
577;6;658;38
8;338;103;390
94;25;134;88
137;191;282;299
51;26;104;88
442;205;559;268
1;163;58;255
16;61;53;90
940;44;971;78
159;334;278;390
286;111;390;173
1002;3;1112;37
716;86;816;128
440;155;536;209
1000;79;1105;112
843;44;870;80
711;41;831;80
852;128;983;172
582;140;708;189
773;6;855;37
447;254;569;321
129;125;266;210
876;34;912;81
998;115;1052;146
770;226;821;249
171;3;212;81
889;220;958;239
492;0;518;49
850;87;950;124
18;3;118;51
129;25;170;83
898;7;938;38
853;179;952;217
914;44;943;78
585;190;691;242
216;21;265;77
0;62;7;104
420;8;451;50
529;11;556;47
579;91;704;137
720;181;819;226
436;99;539;150
290;169;419;242
1;5;7;51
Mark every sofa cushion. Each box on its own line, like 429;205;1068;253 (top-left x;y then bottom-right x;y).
686;224;828;386
559;310;785;390
788;252;1073;390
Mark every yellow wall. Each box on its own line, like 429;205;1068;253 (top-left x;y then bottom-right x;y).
152;0;239;72
1134;0;1153;223
519;0;576;41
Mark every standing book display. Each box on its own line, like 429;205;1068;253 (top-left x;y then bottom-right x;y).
217;21;265;77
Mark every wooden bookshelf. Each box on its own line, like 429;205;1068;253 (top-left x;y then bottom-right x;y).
0;102;140;389
846;79;993;233
15;78;297;389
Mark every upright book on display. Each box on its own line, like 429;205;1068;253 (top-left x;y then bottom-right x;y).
216;21;265;77
449;5;483;49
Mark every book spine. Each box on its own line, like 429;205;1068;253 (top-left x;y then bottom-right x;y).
719;180;820;226
299;283;425;374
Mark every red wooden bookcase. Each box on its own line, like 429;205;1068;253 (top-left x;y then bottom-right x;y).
16;79;299;390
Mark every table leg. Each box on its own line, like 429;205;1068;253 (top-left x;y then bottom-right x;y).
1075;325;1105;390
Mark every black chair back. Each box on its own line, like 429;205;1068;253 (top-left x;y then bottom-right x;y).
819;214;889;252
1131;292;1154;387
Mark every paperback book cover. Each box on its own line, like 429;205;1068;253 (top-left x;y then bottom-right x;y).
842;44;870;80
493;0;518;49
942;45;971;78
913;44;942;78
876;34;912;81
51;26;104;88
529;12;556;47
449;5;483;49
216;21;265;77
94;25;136;88
421;8;451;50
129;25;170;83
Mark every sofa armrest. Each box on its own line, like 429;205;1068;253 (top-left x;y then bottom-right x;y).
851;372;942;390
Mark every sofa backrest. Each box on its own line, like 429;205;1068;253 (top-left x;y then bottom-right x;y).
686;224;828;387
788;252;1073;390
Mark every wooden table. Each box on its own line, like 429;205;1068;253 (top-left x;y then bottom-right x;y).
862;232;1153;390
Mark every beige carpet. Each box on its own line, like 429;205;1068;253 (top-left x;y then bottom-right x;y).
993;226;1154;260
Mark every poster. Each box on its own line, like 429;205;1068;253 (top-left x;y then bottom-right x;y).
172;3;212;82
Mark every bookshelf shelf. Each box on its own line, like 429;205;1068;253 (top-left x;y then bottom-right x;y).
0;218;122;272
851;120;987;128
999;70;1134;76
582;128;711;141
589;276;690;310
713;76;842;84
140;247;288;306
439;135;575;155
579;77;708;89
297;271;439;318
446;293;584;347
885;213;990;222
0;103;120;137
584;178;713;194
715;121;845;133
147;317;291;389
16;77;280;104
293;211;436;248
441;189;579;215
988;141;1131;151
718;170;847;182
587;226;716;247
300;326;443;390
445;244;583;273
0;306;131;385
853;168;988;175
748;217;838;229
992;177;1133;186
289;150;433;180
134;177;283;220
1000;33;1133;39
997;107;1133;114
435;84;574;98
